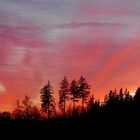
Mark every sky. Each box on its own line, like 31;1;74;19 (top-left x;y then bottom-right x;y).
0;0;140;111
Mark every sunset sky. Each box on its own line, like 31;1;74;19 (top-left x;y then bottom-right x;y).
0;0;140;111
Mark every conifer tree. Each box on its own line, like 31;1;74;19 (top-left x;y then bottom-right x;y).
59;76;69;116
40;81;55;119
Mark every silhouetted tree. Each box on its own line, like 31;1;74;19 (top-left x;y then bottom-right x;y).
124;89;132;103
105;90;119;109
59;76;69;116
119;88;124;103
134;87;140;105
31;106;42;120
0;112;11;120
12;99;24;120
78;76;91;113
40;81;56;119
70;79;79;112
104;94;108;105
108;90;117;100
22;95;33;120
108;90;114;101
88;94;94;109
94;99;100;110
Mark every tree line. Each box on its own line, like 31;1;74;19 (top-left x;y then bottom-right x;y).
0;76;140;122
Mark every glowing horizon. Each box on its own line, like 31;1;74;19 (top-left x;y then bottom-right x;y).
0;0;140;111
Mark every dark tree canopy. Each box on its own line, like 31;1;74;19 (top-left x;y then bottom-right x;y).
70;79;79;111
12;100;24;120
59;76;69;116
133;87;140;109
22;95;33;119
40;81;56;118
134;87;140;102
78;76;91;112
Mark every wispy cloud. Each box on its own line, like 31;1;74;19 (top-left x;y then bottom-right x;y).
54;22;126;29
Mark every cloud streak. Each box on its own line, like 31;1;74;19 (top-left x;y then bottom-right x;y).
53;22;126;29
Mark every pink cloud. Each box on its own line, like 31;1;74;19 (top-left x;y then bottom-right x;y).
54;22;125;29
0;14;50;110
82;6;132;16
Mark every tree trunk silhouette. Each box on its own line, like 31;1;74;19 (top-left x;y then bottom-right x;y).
64;100;66;117
82;98;84;113
48;106;50;119
73;100;75;112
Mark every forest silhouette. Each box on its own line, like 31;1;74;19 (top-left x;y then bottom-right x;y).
0;76;140;131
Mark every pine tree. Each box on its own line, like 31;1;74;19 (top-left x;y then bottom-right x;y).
40;81;55;119
119;88;124;104
124;88;132;103
88;94;94;109
134;87;140;104
70;79;79;112
59;76;69;116
78;76;91;113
